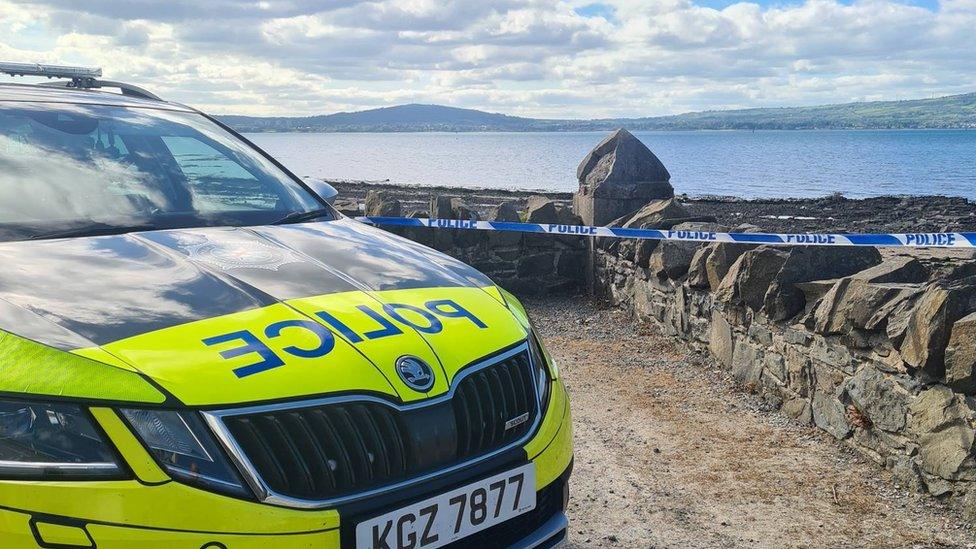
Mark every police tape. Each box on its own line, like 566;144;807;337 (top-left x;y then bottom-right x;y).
356;216;976;249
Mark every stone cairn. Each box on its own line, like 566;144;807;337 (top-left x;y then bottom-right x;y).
573;128;674;226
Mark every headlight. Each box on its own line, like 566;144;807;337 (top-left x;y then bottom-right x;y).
0;399;125;479
528;332;553;413
121;409;250;498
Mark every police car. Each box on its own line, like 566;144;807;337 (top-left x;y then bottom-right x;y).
0;63;573;548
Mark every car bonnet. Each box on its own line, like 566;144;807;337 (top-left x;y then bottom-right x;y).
0;219;530;406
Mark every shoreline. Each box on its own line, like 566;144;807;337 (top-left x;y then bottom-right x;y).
328;179;976;235
246;128;976;134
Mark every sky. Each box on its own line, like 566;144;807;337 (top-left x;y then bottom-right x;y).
0;0;973;118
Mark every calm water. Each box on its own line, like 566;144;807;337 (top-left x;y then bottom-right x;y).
246;130;976;199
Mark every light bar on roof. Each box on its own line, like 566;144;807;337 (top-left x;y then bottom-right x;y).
0;62;102;80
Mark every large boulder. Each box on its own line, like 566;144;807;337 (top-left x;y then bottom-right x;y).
597;198;713;261
762;246;883;322
852;256;929;284
884;291;922;348
573;129;674;226
812;279;920;336
707;244;753;291
813;387;852;440
811;279;864;335
901;278;976;376
364;190;402;217
486;201;523;246
617;198;689;229
715;247;791;311
686;247;712;288
907;386;976;480
795;280;842;307
806;256;929;336
488;201;520;222
647;240;698;280
429;195;480;220
844;366;909;432
731;340;763;386
450;198;480;221
526;196;560;224
430;195;453;219
945;313;976;394
426;195;483;249
948;260;976;282
648;222;725;280
687;224;762;291
605;198;689;264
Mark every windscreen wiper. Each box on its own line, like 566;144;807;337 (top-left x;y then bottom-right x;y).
28;222;159;241
271;209;335;225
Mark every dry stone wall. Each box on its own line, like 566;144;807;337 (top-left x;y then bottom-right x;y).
362;190;587;296
591;198;976;513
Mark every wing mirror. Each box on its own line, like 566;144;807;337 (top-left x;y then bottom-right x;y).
304;178;339;206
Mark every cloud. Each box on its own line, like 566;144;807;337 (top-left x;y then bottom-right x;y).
28;0;359;22
0;0;973;117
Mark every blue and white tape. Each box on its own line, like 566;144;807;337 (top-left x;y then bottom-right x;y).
356;216;976;249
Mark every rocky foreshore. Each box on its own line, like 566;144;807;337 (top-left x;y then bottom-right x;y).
328;180;976;235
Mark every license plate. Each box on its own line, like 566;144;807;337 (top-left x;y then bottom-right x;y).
356;463;536;549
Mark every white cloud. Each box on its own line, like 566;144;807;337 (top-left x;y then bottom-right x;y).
0;0;973;117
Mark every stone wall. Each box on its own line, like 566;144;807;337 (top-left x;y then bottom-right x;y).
360;190;587;296
590;198;976;513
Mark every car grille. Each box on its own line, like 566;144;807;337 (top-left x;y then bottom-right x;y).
454;350;535;458
219;347;539;503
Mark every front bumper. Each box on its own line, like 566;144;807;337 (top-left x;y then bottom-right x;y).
0;379;573;548
518;511;569;549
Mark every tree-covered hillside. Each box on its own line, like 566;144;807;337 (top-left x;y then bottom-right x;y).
222;93;976;132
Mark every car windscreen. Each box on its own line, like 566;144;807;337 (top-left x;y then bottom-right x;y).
0;102;328;242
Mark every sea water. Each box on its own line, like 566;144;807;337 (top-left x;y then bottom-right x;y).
246;129;976;200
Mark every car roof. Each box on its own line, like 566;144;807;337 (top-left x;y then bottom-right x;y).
0;82;195;112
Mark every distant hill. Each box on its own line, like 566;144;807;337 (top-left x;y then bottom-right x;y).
616;93;976;131
222;93;976;133
222;104;537;132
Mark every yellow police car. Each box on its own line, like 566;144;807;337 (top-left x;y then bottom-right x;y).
0;63;573;548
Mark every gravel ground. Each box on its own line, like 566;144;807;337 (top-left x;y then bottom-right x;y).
526;296;976;549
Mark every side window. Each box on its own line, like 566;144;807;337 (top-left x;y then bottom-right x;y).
161;136;281;212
